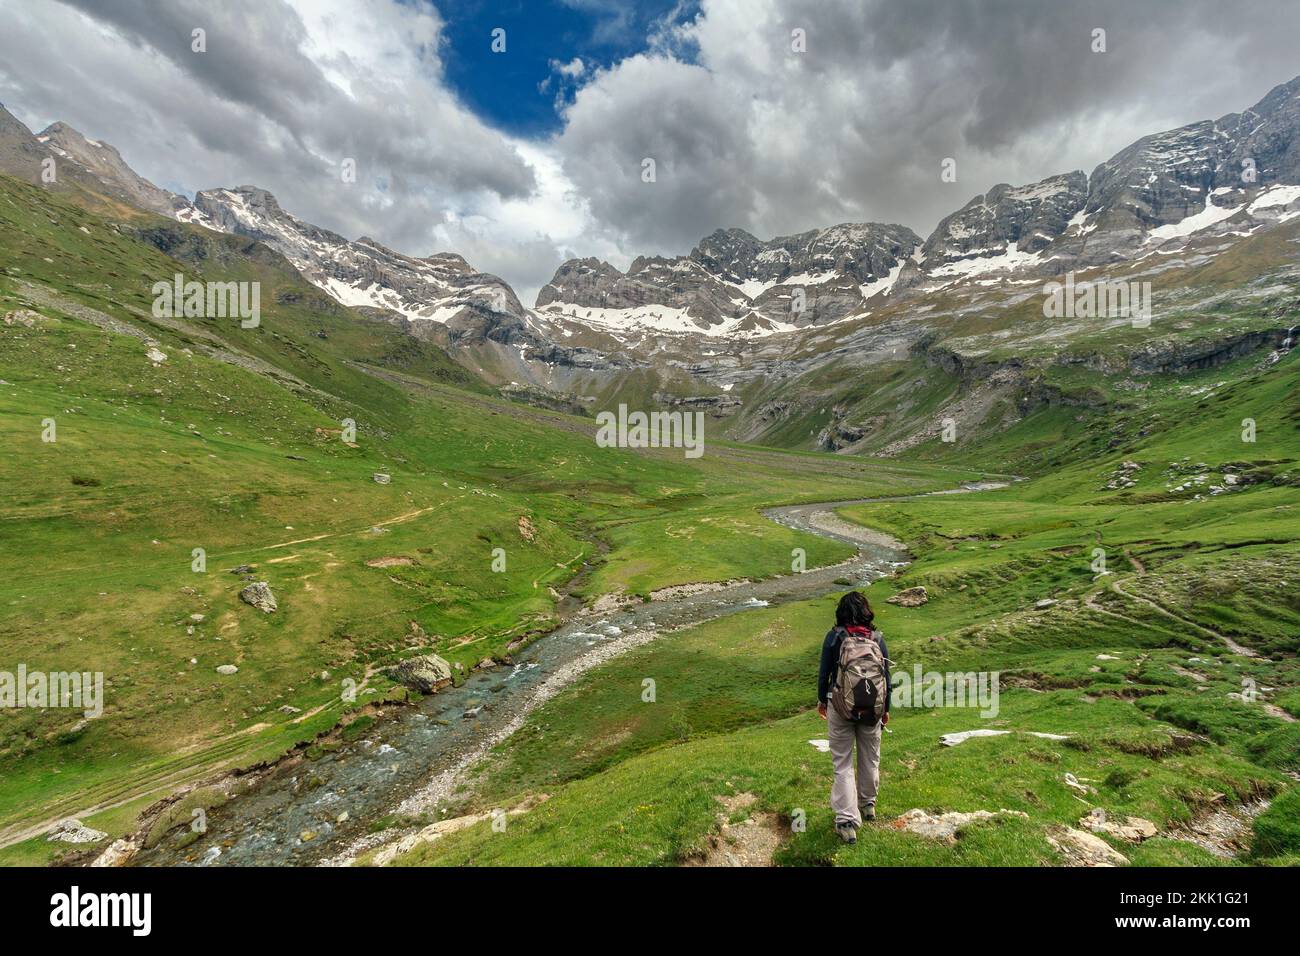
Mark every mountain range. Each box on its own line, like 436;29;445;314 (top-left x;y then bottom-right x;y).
3;74;1299;452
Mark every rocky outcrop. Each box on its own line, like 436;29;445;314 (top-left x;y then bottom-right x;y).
38;121;186;216
920;172;1087;272
0;105;127;199
1129;329;1293;375
3;309;40;328
817;420;867;451
47;818;108;845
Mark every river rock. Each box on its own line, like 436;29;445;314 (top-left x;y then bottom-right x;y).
239;581;277;613
387;654;453;694
888;586;928;607
1047;825;1129;866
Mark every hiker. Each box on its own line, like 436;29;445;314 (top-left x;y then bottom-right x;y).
817;590;891;844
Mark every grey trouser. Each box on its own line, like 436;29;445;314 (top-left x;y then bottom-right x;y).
828;707;881;826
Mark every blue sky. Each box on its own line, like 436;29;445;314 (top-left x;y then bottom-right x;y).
433;0;698;137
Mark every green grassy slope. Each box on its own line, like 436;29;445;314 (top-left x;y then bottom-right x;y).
0;173;973;860
387;351;1300;867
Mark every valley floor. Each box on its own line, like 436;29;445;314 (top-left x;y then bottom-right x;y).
377;481;1300;867
1;171;1297;867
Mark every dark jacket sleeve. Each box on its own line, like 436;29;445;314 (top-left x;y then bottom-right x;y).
820;628;893;713
878;633;892;714
817;628;840;703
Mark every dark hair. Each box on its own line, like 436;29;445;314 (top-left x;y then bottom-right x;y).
836;591;875;629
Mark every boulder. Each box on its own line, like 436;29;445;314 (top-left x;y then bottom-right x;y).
887;585;928;607
216;664;238;675
239;581;277;613
372;473;391;484
387;654;453;694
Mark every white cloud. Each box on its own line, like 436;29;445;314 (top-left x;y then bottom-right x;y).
551;57;587;79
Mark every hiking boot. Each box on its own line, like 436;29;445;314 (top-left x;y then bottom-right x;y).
861;806;876;822
835;822;858;844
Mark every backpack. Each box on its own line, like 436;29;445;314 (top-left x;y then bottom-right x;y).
831;626;887;724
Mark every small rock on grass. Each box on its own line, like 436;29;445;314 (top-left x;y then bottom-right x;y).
893;808;1028;844
239;581;277;613
1081;811;1158;843
1047;826;1129;866
887;585;928;607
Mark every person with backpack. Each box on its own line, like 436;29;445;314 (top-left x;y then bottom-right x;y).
817;590;891;844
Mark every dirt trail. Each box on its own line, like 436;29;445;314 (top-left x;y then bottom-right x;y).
1108;579;1257;657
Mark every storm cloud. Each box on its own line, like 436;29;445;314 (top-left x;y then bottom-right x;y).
557;0;1300;262
1;0;1298;304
